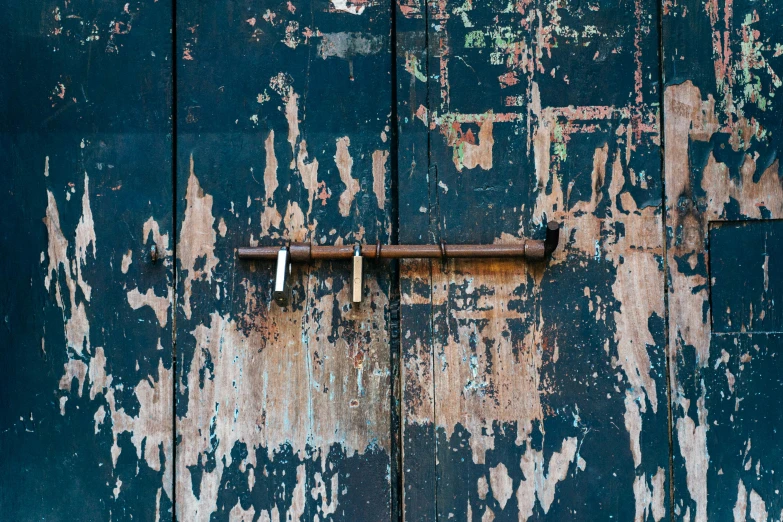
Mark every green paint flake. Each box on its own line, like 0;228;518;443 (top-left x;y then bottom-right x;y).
405;53;427;83
453;0;474;28
465;30;486;48
733;13;780;115
488;26;522;50
553;123;567;162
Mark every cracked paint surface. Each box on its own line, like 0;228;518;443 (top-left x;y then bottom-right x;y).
398;0;669;519
1;0;174;519
664;0;783;519
4;0;783;519
176;0;393;518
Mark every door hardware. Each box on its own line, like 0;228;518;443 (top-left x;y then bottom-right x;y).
272;245;292;307
240;222;559;307
352;244;363;304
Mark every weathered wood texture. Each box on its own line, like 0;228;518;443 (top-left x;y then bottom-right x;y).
397;0;670;520
0;1;174;519
663;0;783;519
175;0;395;519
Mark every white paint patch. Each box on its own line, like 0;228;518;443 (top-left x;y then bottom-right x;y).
143;217;172;258
264;130;279;204
296;141;319;216
178;156;219;320
288;464;307;521
335;137;359;217
121;250;133;274
228;501;255;522
44;178;92;356
677;391;709;522
634;469;666;522
311;472;339;516
517;436;579;518
330;0;366;15
734;479;747;522
127;287;170;327
749;490;767;522
372;149;388;210
624;390;643;468
489;462;513;510
74;175;96;302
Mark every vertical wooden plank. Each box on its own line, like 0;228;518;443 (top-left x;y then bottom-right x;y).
662;1;783;518
395;0;438;517
398;0;670;519
174;0;394;519
0;1;174;519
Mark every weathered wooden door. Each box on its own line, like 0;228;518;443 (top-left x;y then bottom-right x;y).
396;0;671;519
173;0;396;519
3;0;783;520
663;0;783;520
1;1;175;519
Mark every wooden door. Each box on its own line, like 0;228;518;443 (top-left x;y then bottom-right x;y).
663;0;783;519
174;0;396;519
396;0;671;519
4;0;783;520
1;0;174;519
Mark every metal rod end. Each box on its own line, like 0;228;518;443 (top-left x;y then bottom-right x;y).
544;222;560;257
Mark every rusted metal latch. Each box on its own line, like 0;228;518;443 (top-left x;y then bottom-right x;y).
239;222;560;307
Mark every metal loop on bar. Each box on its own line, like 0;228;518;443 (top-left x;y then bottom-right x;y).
375;240;382;260
439;239;448;260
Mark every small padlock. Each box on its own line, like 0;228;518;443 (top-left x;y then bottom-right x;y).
351;244;363;304
273;246;291;307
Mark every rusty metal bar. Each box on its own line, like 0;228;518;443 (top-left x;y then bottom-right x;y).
238;222;560;262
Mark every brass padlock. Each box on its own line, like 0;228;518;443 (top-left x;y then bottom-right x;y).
351;245;363;304
273;246;291;307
